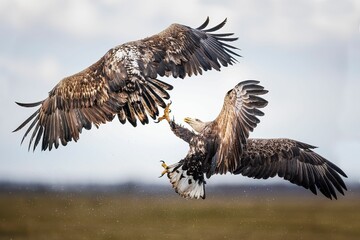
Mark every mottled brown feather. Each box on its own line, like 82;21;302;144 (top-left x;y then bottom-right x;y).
209;80;268;175
14;17;240;151
234;138;347;199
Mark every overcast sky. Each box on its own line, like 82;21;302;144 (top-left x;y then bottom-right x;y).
1;0;359;186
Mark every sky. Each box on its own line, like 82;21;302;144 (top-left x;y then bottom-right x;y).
1;0;360;186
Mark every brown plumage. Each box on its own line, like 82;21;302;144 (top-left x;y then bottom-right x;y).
14;17;240;151
234;138;347;199
161;80;347;200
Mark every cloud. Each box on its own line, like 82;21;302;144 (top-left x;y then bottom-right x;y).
0;0;215;39
2;0;359;45
0;55;62;84
0;0;103;37
218;0;360;46
1;0;359;184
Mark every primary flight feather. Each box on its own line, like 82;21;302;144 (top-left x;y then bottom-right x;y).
14;17;240;151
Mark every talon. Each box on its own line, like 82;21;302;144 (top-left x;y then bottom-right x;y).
155;101;172;123
161;160;168;169
159;160;169;178
159;170;167;178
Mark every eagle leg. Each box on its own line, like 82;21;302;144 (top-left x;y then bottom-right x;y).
154;101;172;123
159;160;169;178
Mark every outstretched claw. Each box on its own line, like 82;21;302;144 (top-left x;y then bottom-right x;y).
155;101;172;123
159;160;169;178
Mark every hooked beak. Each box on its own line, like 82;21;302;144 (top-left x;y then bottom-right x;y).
184;117;191;124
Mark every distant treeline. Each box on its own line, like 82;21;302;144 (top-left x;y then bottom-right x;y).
0;181;359;199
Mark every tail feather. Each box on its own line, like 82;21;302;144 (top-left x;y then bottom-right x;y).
166;162;206;199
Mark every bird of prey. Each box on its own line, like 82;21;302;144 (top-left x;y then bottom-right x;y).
13;17;240;151
158;80;347;200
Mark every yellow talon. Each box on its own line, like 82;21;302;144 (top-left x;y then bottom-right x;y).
155;101;172;123
159;160;169;178
161;160;168;168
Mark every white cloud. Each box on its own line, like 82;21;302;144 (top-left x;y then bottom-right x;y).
230;0;360;46
0;0;103;37
2;0;359;45
1;0;359;185
0;55;62;85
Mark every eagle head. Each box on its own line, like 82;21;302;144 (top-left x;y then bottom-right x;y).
184;117;207;133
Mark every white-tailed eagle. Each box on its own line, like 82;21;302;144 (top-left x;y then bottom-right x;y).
158;80;347;200
14;17;240;151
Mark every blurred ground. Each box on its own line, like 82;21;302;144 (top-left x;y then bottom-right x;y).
0;184;359;240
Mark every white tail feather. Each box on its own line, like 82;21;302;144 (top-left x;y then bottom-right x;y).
166;162;205;199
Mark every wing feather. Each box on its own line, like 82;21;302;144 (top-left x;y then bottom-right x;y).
18;109;39;144
208;80;268;175
15;18;240;151
14;58;121;151
234;138;347;199
138;17;240;79
141;87;159;118
117;108;127;124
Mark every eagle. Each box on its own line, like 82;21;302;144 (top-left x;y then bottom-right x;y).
13;17;240;151
158;80;347;200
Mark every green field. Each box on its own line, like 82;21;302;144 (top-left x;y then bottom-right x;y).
0;192;359;240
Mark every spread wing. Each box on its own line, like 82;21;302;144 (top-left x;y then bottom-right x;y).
208;80;268;175
136;17;240;79
14;17;239;151
13;58;172;151
234;138;348;199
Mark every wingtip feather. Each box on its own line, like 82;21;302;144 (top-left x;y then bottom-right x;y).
15;101;43;108
197;16;210;30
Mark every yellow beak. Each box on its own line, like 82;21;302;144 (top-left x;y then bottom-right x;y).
184;117;191;124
